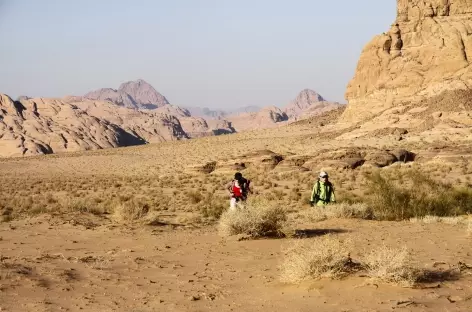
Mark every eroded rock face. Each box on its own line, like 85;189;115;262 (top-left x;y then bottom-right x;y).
343;0;472;123
73;100;188;143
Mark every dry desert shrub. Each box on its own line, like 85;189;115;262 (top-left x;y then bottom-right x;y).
280;236;358;283
113;198;150;223
186;190;204;204
364;245;461;286
218;199;287;238
363;246;420;287
199;193;228;220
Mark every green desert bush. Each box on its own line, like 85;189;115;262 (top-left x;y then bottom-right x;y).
218;199;287;238
365;171;472;220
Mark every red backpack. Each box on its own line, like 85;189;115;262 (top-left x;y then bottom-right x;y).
232;181;242;197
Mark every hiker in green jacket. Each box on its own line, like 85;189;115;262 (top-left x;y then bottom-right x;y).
310;171;336;206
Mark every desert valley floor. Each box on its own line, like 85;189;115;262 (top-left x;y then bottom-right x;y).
1;110;472;312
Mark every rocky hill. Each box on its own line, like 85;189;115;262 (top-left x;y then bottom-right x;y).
84;79;169;110
82;80;235;138
227;106;289;132
284;89;343;121
343;0;472;123
283;89;325;119
225;89;343;131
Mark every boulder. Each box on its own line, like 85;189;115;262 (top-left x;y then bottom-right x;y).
364;151;398;168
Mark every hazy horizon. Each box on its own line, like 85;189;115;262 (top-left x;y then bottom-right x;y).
0;1;396;109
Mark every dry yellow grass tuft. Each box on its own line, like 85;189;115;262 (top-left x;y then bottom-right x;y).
280;236;358;283
218;199;287;238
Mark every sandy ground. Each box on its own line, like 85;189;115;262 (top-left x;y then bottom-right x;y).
1;215;471;312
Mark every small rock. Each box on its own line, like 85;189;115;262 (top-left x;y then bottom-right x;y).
206;293;216;301
395;300;415;307
447;296;464;303
190;295;200;301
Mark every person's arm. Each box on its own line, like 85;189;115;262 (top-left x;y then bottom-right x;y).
246;180;252;193
330;186;336;203
226;181;233;194
310;182;318;203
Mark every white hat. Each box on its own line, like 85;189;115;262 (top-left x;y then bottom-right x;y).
319;171;328;178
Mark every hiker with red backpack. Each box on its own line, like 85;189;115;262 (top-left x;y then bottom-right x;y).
227;172;251;210
310;171;336;206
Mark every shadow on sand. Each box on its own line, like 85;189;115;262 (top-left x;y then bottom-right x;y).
291;228;349;238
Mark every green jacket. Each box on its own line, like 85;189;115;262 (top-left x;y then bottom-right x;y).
310;180;336;206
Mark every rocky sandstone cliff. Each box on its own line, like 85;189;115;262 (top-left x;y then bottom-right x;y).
343;0;472;123
0;94;145;157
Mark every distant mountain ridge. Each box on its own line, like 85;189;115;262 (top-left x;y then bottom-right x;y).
0;80;343;157
81;80;343;132
184;105;261;119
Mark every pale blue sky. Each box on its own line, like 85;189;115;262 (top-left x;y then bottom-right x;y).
0;1;396;108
